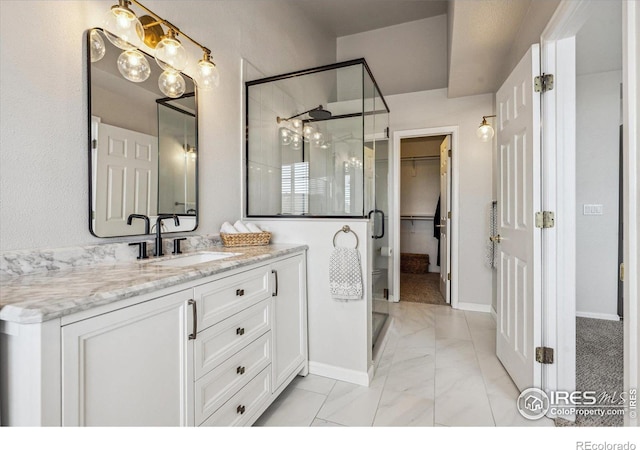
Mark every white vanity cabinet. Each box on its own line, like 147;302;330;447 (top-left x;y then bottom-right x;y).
61;289;194;426
0;250;308;427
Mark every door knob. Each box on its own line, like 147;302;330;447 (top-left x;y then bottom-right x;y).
490;235;502;243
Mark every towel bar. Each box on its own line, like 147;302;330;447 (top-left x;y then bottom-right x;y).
333;225;359;249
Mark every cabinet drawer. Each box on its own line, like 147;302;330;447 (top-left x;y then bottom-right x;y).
199;366;271;427
195;332;271;424
195;299;271;379
194;266;271;331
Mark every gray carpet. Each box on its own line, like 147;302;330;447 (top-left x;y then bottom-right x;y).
555;317;624;427
399;272;446;305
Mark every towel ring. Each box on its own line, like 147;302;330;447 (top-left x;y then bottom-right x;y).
333;225;359;249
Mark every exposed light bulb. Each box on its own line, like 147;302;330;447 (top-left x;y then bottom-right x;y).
303;125;314;141
158;70;186;98
312;131;324;145
155;31;187;72
476;123;494;142
103;4;143;50
196;53;219;91
291;119;302;130
280;128;292;145
291;134;301;150
117;49;151;82
89;29;106;62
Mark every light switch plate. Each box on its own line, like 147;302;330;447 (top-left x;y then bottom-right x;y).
583;204;603;215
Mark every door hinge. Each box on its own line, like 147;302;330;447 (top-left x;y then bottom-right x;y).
92;139;97;149
534;74;554;93
535;347;554;364
447;273;451;281
620;263;624;282
447;211;451;219
535;211;555;228
448;149;452;158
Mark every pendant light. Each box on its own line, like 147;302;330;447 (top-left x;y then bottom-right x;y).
154;28;187;72
477;115;496;142
158;70;186;98
196;51;220;91
117;49;151;82
103;0;143;50
89;29;106;62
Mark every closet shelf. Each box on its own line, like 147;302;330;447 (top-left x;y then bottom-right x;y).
401;214;435;221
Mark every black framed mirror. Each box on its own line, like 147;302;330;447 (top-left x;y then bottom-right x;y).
87;28;198;238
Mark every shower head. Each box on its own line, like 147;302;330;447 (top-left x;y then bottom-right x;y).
308;105;332;120
277;104;333;124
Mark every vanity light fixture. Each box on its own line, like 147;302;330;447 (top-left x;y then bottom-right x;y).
101;0;219;96
477;115;496;142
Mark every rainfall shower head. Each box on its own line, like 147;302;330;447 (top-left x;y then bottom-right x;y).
277;104;332;124
308;105;332;120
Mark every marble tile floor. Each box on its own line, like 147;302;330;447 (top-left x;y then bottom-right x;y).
254;301;555;427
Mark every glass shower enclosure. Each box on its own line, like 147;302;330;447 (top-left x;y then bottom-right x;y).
245;59;391;352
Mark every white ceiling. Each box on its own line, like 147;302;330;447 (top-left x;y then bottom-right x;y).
290;0;448;37
290;0;544;97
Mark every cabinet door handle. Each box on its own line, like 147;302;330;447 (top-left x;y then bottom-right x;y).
188;299;197;340
237;405;246;415
272;269;278;297
236;366;246;375
236;289;245;297
236;327;245;336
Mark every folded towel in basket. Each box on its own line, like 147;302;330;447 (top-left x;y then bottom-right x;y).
233;220;251;233
220;221;239;234
329;247;363;300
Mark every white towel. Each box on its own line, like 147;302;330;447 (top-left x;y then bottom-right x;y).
220;221;239;234
329;247;363;300
246;223;263;233
234;220;251;233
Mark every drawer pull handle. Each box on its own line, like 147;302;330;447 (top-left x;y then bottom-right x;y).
237;405;246;415
272;270;278;297
236;289;245;297
236;366;246;375
188;299;197;340
236;327;245;336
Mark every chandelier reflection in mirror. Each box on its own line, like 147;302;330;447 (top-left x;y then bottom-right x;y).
277;105;333;150
93;0;219;97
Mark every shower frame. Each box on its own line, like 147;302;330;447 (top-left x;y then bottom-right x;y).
244;58;390;219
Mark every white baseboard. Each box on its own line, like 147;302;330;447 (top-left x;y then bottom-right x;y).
490;307;497;320
308;361;370;386
576;311;621;321
455;302;492;313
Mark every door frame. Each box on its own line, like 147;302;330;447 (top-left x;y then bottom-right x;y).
391;126;459;308
541;0;639;425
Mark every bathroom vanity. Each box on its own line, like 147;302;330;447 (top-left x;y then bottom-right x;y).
0;244;308;426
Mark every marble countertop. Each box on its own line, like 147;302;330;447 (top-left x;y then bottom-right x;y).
0;244;307;325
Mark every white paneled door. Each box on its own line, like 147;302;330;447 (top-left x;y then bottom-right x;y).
496;44;542;392
439;135;451;302
94;123;158;236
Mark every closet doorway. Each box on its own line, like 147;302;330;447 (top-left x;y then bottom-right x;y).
396;133;452;306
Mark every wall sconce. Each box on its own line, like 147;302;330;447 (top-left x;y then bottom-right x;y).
476;115;496;142
276;105;332;147
184;145;197;161
100;0;219;97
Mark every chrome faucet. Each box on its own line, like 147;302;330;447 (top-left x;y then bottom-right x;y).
154;214;180;257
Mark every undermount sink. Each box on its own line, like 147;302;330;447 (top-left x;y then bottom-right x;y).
150;251;242;267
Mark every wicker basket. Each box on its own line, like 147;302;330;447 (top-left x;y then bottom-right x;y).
400;253;430;274
220;231;271;247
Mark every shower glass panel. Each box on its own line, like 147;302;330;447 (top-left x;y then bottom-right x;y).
245;60;389;218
